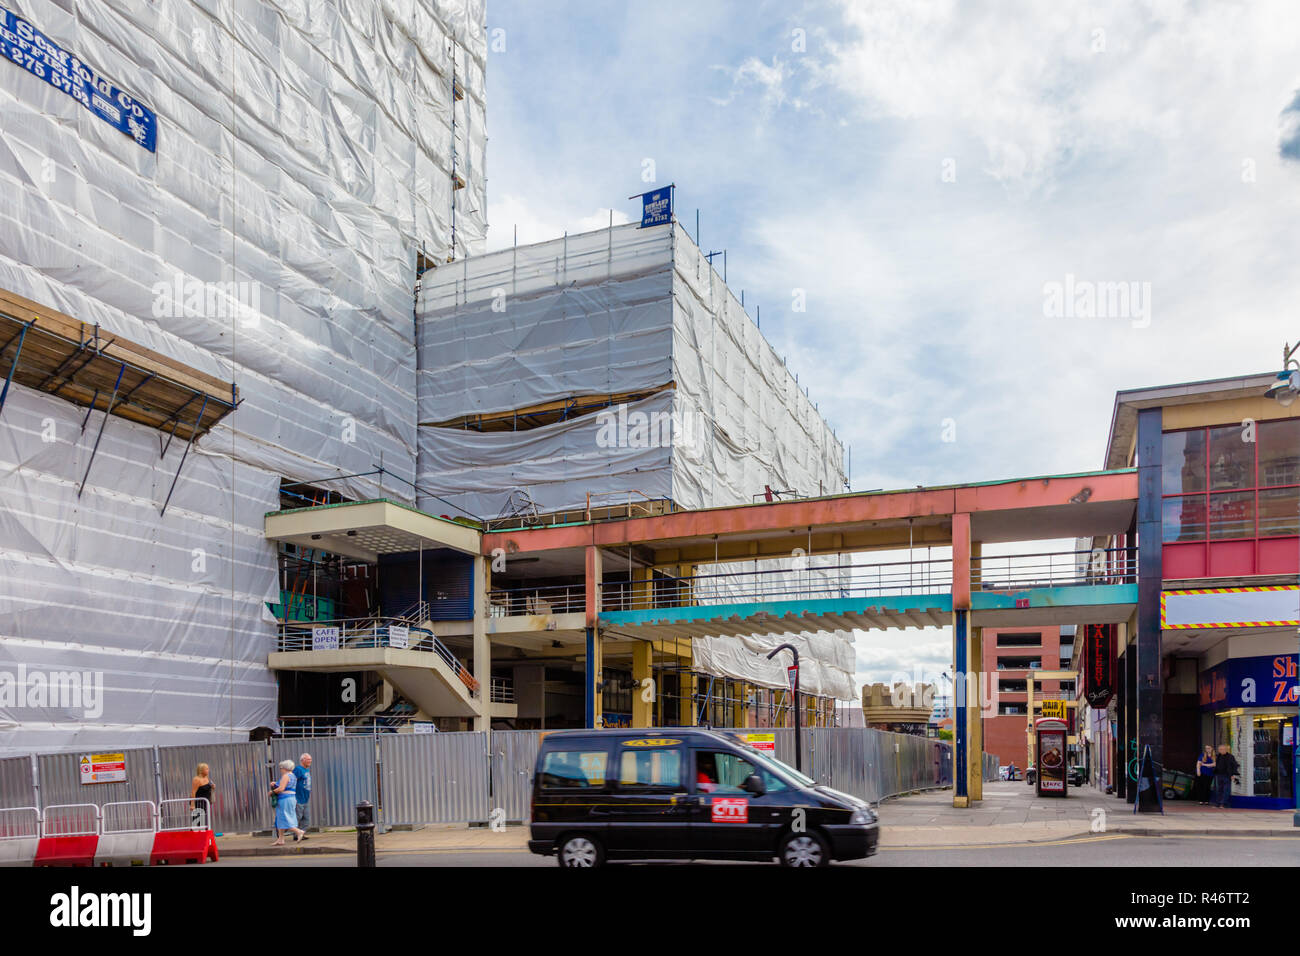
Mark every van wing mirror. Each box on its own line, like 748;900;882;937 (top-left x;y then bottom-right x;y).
741;773;765;796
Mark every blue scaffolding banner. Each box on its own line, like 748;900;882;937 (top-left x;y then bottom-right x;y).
639;187;672;228
0;5;157;152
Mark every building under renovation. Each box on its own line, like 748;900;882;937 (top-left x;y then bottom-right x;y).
0;0;854;750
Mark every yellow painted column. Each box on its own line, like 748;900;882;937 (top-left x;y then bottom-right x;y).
1025;672;1036;769
631;641;653;728
969;626;984;801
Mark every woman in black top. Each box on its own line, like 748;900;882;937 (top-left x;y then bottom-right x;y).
191;763;215;829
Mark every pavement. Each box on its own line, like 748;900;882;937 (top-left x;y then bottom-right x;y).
214;781;1298;859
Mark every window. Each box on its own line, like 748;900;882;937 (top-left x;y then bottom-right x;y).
1162;420;1300;543
996;633;1041;648
540;750;607;789
617;748;682;790
696;751;761;794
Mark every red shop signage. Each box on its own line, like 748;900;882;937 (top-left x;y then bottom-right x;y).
1084;623;1115;709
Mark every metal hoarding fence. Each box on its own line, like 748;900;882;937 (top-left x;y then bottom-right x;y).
270;736;378;830
379;732;490;825
490;730;544;822
157;741;270;835
36;747;158;808
0;755;35;810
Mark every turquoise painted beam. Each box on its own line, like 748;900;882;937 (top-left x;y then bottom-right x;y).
970;583;1138;611
600;593;954;627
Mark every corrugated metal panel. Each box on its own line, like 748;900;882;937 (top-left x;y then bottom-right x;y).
36;747;159;808
157;742;270;835
490;730;542;822
378;549;473;620
0;755;35;809
379;731;489;825
270;737;378;829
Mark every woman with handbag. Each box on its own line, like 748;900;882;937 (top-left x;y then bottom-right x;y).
269;759;305;846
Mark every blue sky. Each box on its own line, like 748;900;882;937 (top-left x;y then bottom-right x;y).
482;0;1300;687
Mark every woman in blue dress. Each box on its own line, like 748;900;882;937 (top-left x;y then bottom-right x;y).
269;759;305;846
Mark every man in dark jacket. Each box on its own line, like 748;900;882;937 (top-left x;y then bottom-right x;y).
1211;744;1240;808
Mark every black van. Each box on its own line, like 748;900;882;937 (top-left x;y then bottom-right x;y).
527;728;880;867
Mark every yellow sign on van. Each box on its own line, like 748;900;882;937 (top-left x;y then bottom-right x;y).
622;738;681;747
1040;700;1067;719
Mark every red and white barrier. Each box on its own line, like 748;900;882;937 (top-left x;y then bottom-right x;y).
0;800;219;866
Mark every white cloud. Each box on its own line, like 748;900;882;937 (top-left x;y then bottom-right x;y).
487;195;630;251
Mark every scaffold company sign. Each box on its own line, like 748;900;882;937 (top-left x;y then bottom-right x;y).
1084;622;1115;709
79;752;126;784
0;6;158;151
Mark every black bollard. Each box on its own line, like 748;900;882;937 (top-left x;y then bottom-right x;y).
356;800;376;868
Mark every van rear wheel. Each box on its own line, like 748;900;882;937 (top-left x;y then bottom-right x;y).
557;834;604;868
778;831;829;868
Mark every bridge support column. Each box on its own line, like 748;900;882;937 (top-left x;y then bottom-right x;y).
585;546;603;728
1135;407;1164;811
951;511;980;806
472;554;490;732
952;609;970;807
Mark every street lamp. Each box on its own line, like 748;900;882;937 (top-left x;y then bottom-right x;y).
767;643;801;773
1266;343;1300;827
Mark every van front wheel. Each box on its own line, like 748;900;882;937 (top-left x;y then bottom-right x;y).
778;830;830;868
557;834;604;868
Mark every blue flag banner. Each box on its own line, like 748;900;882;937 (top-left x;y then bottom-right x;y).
0;6;157;152
640;187;672;228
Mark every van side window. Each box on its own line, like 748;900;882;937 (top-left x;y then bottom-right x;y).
696;751;783;793
616;748;683;790
540;750;608;789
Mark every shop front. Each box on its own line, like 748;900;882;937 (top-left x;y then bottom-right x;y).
1198;653;1298;809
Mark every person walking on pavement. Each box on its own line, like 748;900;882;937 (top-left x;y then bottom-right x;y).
1193;745;1215;805
269;759;305;846
292;753;312;837
191;763;215;828
1211;743;1240;809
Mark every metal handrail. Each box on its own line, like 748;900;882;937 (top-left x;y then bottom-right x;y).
40;803;100;838
277;715;433;736
277;617;479;695
490;677;514;704
600;557;955;612
101;800;158;834
0;807;40;840
158;797;211;831
488;584;584;616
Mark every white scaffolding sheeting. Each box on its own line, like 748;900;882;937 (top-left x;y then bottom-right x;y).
0;387;280;753
415;222;845;516
691;632;857;702
0;0;487;501
0;0;486;746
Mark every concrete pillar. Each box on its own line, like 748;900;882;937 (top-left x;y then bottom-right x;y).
951;512;977;807
632;641;653;728
472;554;491;732
584;546;603;728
